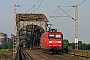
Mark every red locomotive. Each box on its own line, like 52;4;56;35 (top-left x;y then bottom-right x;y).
40;29;68;54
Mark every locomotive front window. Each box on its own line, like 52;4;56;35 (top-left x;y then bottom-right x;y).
55;34;61;38
48;34;54;38
48;34;61;38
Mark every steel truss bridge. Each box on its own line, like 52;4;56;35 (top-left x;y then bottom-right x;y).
13;13;48;59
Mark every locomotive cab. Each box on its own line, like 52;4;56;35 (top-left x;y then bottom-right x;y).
40;28;68;54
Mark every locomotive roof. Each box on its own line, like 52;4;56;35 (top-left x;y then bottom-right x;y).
42;31;62;35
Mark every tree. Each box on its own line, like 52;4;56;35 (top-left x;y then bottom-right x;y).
0;42;13;49
63;39;69;48
81;43;88;50
8;43;13;49
63;39;90;50
78;41;82;50
1;42;8;49
68;46;73;51
87;44;90;50
69;42;75;49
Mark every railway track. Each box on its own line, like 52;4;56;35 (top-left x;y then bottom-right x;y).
20;48;48;60
53;54;83;60
20;48;84;60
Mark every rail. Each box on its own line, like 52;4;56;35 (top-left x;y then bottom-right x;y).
15;47;86;60
68;52;90;60
20;48;34;60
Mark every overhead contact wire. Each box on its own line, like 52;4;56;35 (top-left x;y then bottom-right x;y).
35;0;43;13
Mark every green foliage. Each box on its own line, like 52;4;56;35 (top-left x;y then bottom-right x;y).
0;49;13;58
19;42;23;47
19;41;26;47
68;46;73;51
78;41;90;50
69;42;75;49
78;41;82;50
0;42;13;49
63;39;69;48
8;43;13;49
0;49;7;57
0;42;8;49
63;39;90;50
87;44;90;50
81;43;88;50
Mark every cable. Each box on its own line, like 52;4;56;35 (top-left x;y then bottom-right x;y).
37;0;86;30
25;5;35;14
50;7;74;23
60;0;72;7
17;4;37;20
45;0;73;30
57;6;74;20
33;5;35;13
35;0;44;13
50;0;86;23
49;0;73;23
78;0;86;5
17;0;40;14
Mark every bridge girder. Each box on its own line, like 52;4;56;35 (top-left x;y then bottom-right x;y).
15;13;48;48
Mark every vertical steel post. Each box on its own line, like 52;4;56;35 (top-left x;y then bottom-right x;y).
13;4;16;59
17;23;20;60
75;5;78;50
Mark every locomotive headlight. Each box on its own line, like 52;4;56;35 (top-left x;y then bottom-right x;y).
49;41;52;43
58;41;61;43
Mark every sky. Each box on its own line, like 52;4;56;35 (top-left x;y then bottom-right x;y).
0;0;90;43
